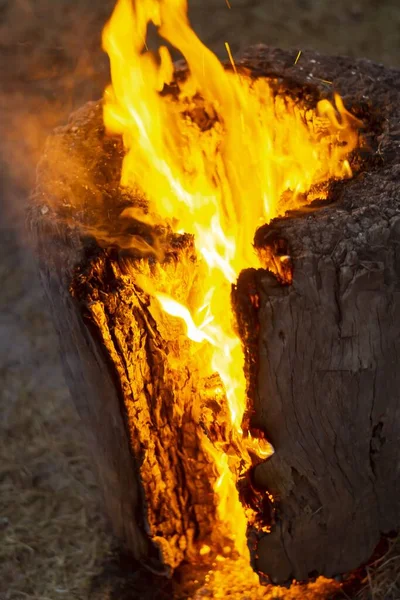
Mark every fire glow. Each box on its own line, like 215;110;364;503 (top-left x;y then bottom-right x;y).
101;0;361;581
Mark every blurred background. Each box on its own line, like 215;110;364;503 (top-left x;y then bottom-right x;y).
0;1;399;598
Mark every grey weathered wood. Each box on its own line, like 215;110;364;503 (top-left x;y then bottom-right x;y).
30;45;400;588
29;103;154;566
31;213;151;563
249;198;400;581
236;47;400;583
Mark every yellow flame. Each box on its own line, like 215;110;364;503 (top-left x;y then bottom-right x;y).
225;41;237;74
102;0;360;560
156;292;213;344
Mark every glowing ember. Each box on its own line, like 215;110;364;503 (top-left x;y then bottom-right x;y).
101;0;361;575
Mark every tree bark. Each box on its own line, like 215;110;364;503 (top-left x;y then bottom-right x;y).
245;167;400;582
30;46;400;586
233;47;400;583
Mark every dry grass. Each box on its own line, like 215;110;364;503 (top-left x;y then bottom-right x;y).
0;0;400;598
0;234;112;600
0;385;112;600
353;537;400;600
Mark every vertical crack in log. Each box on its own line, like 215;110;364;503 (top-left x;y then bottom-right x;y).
232;268;280;549
369;421;385;478
233;260;295;583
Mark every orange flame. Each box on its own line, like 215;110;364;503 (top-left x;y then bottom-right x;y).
102;0;360;560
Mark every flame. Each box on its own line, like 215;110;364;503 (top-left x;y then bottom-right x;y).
156;292;214;344
102;0;360;564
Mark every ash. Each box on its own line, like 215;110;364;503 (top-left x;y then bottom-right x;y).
191;557;339;599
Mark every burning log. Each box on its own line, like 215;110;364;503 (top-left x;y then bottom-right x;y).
30;30;400;598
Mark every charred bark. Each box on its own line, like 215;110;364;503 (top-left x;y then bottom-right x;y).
71;246;224;572
244;189;400;581
234;48;400;584
30;45;400;588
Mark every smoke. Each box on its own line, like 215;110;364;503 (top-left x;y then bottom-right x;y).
0;0;117;229
0;0;191;240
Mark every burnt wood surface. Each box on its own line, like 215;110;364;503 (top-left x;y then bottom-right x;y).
29;106;224;573
30;45;400;590
238;48;400;583
70;245;229;573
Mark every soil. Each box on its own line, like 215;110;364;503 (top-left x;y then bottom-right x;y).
1;0;400;599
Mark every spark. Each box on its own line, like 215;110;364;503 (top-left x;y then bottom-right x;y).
225;0;231;7
294;50;302;65
200;545;211;556
224;41;237;74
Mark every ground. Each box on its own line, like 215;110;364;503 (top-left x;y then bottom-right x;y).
0;1;399;599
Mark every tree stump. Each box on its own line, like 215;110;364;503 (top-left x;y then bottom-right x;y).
30;45;400;588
